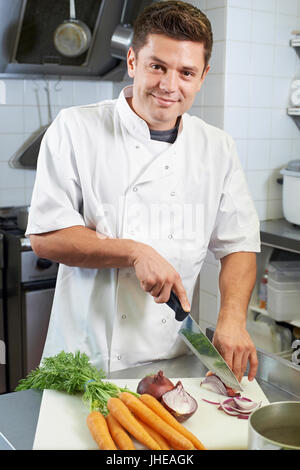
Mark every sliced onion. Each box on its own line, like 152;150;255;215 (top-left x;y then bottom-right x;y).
161;381;198;422
222;397;261;414
232;397;261;411
201;398;220;405
200;374;228;396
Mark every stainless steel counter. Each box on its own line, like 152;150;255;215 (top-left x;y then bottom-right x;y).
0;352;299;450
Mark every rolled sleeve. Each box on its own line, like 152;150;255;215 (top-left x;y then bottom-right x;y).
208;139;261;260
26;110;85;237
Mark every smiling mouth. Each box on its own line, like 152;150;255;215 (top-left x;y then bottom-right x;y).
151;94;179;106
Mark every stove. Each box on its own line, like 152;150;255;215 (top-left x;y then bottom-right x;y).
0;207;58;392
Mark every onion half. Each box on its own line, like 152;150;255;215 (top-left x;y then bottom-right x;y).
161;381;198;422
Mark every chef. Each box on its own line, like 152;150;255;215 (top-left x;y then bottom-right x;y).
26;1;260;382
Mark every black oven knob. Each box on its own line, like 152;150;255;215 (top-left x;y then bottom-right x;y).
36;258;52;270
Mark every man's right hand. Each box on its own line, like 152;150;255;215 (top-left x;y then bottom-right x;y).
131;242;190;312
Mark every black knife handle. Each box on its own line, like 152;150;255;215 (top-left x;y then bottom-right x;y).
166;291;190;322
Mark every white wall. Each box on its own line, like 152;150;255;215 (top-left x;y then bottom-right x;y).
189;0;300;331
0;79;113;207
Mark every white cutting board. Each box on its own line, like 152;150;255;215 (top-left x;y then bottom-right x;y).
33;377;269;450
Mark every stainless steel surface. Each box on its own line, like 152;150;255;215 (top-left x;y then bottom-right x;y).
248;401;300;450
0;0;152;80
179;316;242;391
21;251;58;282
260;218;300;254
0;233;7;393
23;288;54;374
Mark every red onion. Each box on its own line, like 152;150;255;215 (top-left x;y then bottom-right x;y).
136;371;174;400
200;374;228;396
202;395;261;420
161;381;198;422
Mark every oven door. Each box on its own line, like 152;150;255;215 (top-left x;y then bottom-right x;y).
22;284;55;377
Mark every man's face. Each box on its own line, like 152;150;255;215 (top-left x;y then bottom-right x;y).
127;34;210;131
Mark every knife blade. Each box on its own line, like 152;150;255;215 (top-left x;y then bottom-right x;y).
166;291;243;391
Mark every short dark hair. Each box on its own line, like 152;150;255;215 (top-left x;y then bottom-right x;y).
132;1;213;67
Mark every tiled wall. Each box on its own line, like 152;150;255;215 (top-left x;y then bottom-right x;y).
0;79;113;207
190;0;300;331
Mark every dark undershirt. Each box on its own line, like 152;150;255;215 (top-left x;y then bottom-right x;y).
149;117;181;144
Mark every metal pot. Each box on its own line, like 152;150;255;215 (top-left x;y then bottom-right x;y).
248;401;300;450
53;0;91;57
280;159;300;226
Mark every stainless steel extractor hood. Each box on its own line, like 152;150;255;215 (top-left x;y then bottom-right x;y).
0;0;153;81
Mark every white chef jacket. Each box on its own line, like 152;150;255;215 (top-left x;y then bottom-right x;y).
26;85;260;373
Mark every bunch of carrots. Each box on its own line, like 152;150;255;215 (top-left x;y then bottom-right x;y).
87;392;206;451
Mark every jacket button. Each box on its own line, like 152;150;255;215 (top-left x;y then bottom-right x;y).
170;191;175;197
168;234;173;239
164;165;170;170
121;314;127;319
117;355;122;360
161;318;166;324
133;186;138;192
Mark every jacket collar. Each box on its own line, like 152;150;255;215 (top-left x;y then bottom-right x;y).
116;85;184;142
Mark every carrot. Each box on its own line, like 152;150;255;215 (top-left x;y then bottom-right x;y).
119;392;194;450
106;413;136;450
107;397;161;450
139;393;206;450
134;416;171;450
86;411;117;450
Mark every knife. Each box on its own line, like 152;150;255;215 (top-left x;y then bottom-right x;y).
166;290;243;391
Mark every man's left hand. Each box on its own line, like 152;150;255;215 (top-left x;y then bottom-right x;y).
212;318;258;383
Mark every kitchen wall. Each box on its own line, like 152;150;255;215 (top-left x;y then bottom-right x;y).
0;79;114;207
189;0;300;331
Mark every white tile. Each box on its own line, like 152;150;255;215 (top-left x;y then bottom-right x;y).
273;45;297;78
277;0;298;16
23;106;50;134
0;162;25;188
205;0;226;8
270;139;292;168
227;8;252;42
0;134;26;162
203;106;224;128
0;188;25;208
249;76;273;108
252;0;277;12
268;168;283;198
96;81;114;102
227;0;252;8
254;199;268;220
252;10;276;44
271;108;299;139
203;74;225;106
198;318;216;332
73;80;99;106
272;77;292;108
275;13;298;46
199;261;220;295
24;169;36;187
247;140;270;170
205;8;226;41
25;186;34;206
209;41;226;74
49;80;74;107
248;108;272;139
189;105;206;120
223;106;248;138
291;139;300;158
225;74;249;107
250;43;274;76
0;80;23;105
246;170;270;200
193;85;205;106
199;290;219;324
226;41;252;75
0;107;23;134
267;198;283;219
235;139;248;169
187;0;206;10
